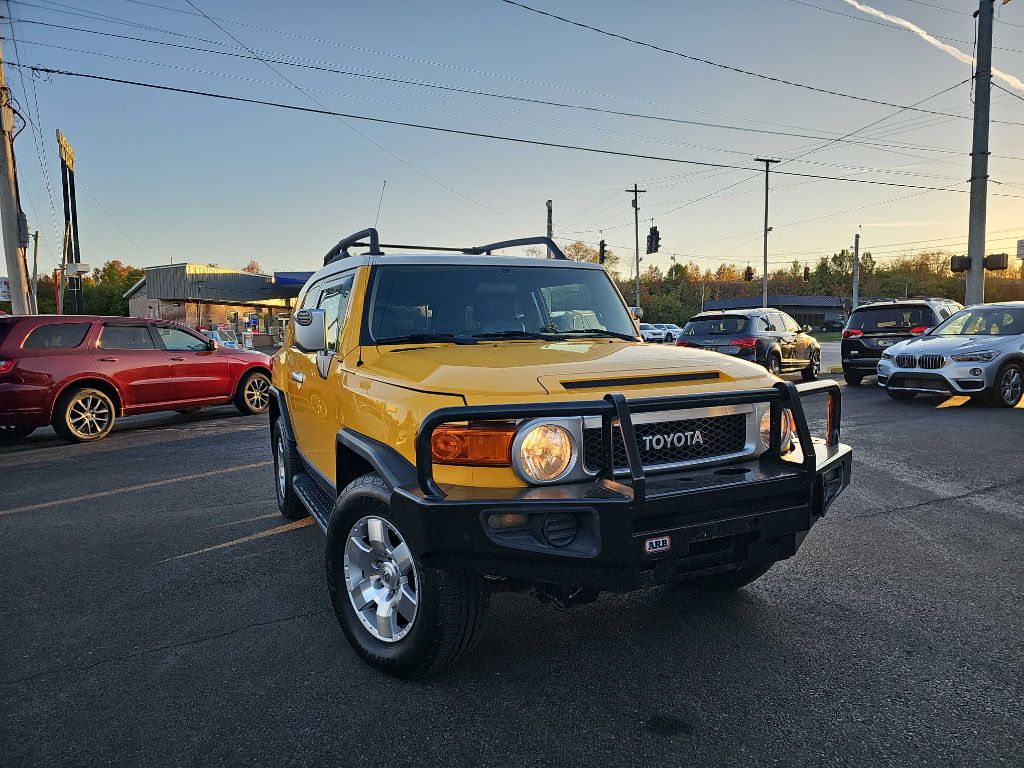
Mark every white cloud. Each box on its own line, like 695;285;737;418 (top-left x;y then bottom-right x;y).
842;0;1024;92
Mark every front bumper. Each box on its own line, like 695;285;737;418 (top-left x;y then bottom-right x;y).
876;359;992;394
389;381;851;591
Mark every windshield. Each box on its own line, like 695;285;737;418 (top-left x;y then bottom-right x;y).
932;307;1024;337
848;305;930;333
681;315;749;336
363;264;637;344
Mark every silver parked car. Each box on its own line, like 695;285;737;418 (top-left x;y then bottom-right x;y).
876;302;1024;407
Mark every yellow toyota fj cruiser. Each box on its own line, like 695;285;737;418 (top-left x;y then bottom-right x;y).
270;228;852;677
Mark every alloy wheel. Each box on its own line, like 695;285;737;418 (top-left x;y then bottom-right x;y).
1001;366;1023;406
344;516;419;642
245;375;270;413
769;356;781;375
275;435;287;500
811;353;820;376
67;394;112;439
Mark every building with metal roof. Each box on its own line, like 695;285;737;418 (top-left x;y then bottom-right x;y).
702;295;847;330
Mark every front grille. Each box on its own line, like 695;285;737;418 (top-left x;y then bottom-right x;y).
582;413;747;473
895;354;917;368
918;354;945;369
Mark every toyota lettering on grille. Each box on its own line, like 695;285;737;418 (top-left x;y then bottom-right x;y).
642;430;704;451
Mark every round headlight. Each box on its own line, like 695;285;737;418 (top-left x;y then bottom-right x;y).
516;423;574;483
759;408;795;452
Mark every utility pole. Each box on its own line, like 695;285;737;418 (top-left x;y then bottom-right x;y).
0;39;31;314
626;183;646;307
852;230;860;310
965;0;996;306
755;158;779;308
30;230;39;314
545;199;553;258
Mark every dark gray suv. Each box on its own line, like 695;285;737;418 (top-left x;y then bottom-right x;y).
676;308;820;380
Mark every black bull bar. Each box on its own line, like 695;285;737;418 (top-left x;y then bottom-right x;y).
414;379;842;506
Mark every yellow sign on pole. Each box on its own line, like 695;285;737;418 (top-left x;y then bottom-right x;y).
56;129;75;172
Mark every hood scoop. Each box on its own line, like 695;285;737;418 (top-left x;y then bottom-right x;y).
560;371;721;390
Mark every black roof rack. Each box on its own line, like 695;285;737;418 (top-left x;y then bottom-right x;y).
323;228;567;265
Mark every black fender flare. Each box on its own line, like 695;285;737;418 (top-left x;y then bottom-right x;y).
269;385;294;443
336;428;418;492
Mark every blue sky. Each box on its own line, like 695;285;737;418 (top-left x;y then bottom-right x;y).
4;0;1024;277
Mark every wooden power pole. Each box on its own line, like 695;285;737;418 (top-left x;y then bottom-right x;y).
0;39;31;314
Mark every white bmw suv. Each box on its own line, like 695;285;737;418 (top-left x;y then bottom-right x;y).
876;302;1024;407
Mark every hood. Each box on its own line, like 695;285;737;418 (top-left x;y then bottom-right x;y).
888;334;1009;355
356;340;773;401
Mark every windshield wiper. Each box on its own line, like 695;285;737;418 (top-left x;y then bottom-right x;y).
472;330;556;341
376;333;477;346
550;328;638;341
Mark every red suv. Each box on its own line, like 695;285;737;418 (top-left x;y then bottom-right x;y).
0;315;273;443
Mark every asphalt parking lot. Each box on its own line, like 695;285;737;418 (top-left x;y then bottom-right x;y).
1;381;1021;767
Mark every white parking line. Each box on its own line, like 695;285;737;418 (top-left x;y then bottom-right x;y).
0;461;272;517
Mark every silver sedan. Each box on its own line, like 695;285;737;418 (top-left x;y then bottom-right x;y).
876;302;1024;407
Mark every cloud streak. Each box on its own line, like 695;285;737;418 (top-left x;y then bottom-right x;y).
842;0;1024;92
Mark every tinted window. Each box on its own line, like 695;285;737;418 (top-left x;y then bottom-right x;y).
848;305;930;332
757;316;771;332
155;327;208;351
767;313;787;332
23;322;91;349
933;307;1024;336
681;315;749;336
318;275;354;355
99;325;156;350
781;313;801;332
364;265;636;342
639;324;654;330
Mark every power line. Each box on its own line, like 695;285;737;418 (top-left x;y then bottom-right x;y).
10;14;1024;145
901;0;1024;29
498;0;1024;125
178;0;506;218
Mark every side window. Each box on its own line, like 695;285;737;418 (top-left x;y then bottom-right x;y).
98;325;156;350
937;306;951;321
155;327;209;351
299;283;322;310
757;316;771;332
23;322;91;349
318;274;355;355
767;313;785;332
782;314;801;332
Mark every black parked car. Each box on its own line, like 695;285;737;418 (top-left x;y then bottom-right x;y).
841;298;962;385
677;308;821;380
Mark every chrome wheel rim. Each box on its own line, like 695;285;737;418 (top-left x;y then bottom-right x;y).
769;357;781;375
811;354;820;376
344;516;419;643
245;375;270;412
67;394;111;439
275;436;286;499
1001;367;1023;405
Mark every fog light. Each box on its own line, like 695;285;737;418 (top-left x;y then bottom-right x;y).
487;513;529;530
970;368;983;377
541;512;578;547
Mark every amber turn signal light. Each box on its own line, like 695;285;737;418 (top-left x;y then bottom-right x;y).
430;424;516;466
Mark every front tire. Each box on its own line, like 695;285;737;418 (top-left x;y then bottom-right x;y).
273;420;306;519
52;387;116;443
686;563;773;592
801;350;820;381
988;362;1024;408
233;371;271;415
326;473;490;678
843;371;864;386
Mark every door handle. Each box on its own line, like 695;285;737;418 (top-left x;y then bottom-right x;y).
170;357;186;361
290;371;305;383
97;357;118;362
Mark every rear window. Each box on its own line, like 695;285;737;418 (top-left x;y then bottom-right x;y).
848;306;932;333
98;325;156;350
23;322;91;349
681;315;749;336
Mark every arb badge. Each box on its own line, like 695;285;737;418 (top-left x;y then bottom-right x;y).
644;536;671;555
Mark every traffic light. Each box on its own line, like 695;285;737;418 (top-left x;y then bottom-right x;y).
598;239;607;265
950;255;970;273
743;266;754;281
802;266;810;282
646;225;660;254
985;253;1009;270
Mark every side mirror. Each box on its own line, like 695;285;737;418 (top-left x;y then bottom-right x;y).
631;306;644;320
293;308;328;352
802;325;811;334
